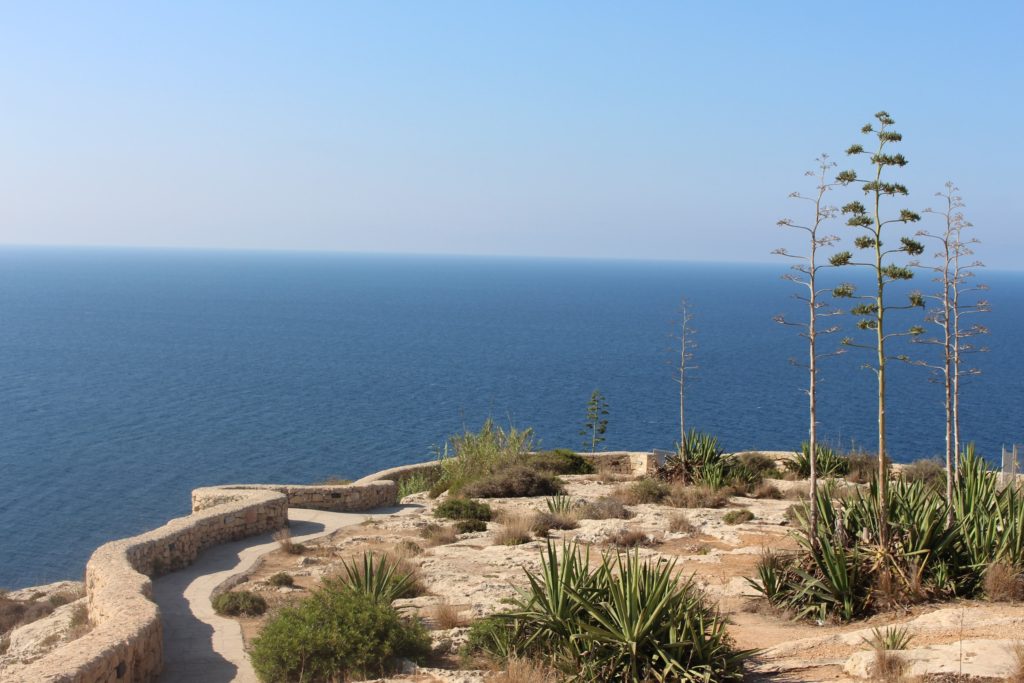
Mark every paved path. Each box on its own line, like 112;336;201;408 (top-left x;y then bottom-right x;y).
153;507;402;682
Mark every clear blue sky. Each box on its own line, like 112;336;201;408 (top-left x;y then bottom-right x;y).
1;2;1021;266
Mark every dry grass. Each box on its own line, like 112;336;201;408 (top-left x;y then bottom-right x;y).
668;512;697;534
1008;641;1024;683
607;528;656;548
666;484;728;509
430;599;468;629
576;497;631;520
273;529;306;555
531;511;578;536
395;538;424;556
984;561;1024;602
612;478;669;505
782;483;810;500
490;657;560;683
419;523;459;546
493;513;535;546
870;645;906;682
751;482;783;499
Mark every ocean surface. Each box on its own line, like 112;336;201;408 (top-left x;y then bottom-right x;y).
0;247;1020;589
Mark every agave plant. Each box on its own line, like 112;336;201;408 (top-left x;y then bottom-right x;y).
786;443;850;478
546;494;575;516
506;541;751;682
334;551;417;603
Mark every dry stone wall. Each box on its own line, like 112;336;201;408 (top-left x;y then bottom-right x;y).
5;480;398;683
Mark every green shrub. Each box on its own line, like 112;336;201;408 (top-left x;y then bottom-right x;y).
398;470;437;498
460;466;564;498
524;449;595;475
212;591;267;617
268;572;294;588
614;478;668;505
462;613;531;662
456;519;488;534
496;542;751;681
250;584;430;682
433;419;535;496
434;498;493;521
738;452;780;477
723;509;754;525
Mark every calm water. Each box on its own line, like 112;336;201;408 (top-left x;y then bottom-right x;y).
0;247;1020;588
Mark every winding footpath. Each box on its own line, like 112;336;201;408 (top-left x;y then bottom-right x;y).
153;506;402;683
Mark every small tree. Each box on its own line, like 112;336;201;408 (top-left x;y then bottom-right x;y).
773;154;844;545
580;390;609;452
830;111;925;546
915;182;988;500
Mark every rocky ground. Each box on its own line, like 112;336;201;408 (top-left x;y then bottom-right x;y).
229;468;1024;682
0;580;88;674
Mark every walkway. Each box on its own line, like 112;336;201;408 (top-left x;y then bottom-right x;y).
153;506;402;682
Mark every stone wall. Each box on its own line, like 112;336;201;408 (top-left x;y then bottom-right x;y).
5;479;399;683
192;481;397;514
580;451;658;476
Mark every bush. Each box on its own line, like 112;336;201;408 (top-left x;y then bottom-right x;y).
398;470;437;498
433;419;535;495
723;509;754;525
250;584;430;682
751;449;1024;622
576;497;631;520
667;484;728;509
212;591;267;617
434;497;493;521
984;561;1024;602
268;572;294;588
419;523;458;546
493;514;535;546
456;519;488;533
0;597;54;635
461;466;564;498
524;449;595;475
531;511;578;535
273;529;306;555
901;458;946;492
463;613;529;662
738;452;780;477
613;478;668;505
669;512;697;534
751;482;783;499
494;542;750;681
607;528;654;548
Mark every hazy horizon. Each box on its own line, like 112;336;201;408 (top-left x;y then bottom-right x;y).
2;3;1021;267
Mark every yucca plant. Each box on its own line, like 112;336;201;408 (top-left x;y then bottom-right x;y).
786;443;850;478
546;494;575;516
505;541;751;681
862;625;913;651
335;551;417;603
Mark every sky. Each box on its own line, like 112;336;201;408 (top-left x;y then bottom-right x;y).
1;2;1022;266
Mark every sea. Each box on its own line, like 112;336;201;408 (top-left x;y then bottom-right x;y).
0;247;1020;589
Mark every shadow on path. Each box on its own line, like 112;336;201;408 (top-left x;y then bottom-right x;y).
153;507;398;682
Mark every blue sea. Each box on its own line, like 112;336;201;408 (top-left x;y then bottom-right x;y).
0;247;1020;589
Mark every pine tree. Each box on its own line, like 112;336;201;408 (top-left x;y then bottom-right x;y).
830;111;925;546
580;390;609;452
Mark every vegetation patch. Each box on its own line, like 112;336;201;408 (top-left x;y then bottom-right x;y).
523;449;594;475
250;583;430;682
212;590;267;617
723;509;755;525
461;466;564;499
267;572;294;588
575;496;631;520
434;497;493;521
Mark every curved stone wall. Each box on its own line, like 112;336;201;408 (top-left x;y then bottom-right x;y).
5;479;399;683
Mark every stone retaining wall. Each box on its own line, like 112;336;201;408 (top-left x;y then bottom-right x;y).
192;481;397;514
5;479;399;683
580;451;658;476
